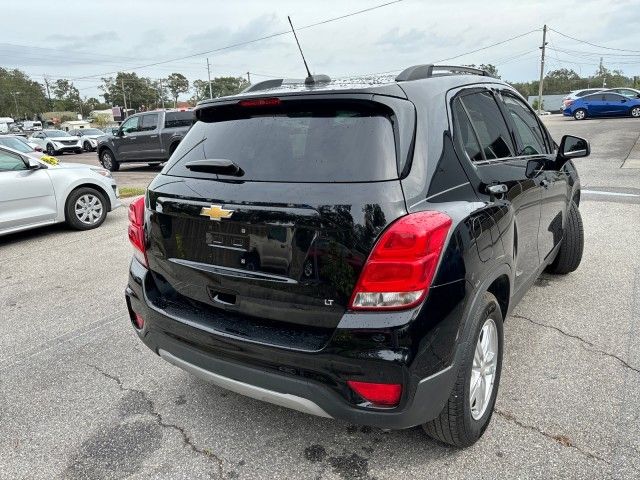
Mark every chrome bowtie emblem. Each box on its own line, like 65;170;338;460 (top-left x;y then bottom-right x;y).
200;205;234;221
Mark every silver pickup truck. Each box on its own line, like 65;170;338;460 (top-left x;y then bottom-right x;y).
96;110;194;171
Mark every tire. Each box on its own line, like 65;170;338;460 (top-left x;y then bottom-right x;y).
83;141;92;152
546;201;584;274
99;148;119;171
423;292;504;448
169;142;179;156
75;149;83;154
630;106;640;118
573;108;587;120
65;187;108;231
46;143;56;155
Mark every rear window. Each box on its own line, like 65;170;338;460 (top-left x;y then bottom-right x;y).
165;100;399;182
164;111;195;128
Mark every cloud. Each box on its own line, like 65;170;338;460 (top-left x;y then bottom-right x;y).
376;27;464;53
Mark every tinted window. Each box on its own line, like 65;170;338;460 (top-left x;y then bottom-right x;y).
583;95;602;103
603;94;624;102
502;94;547;155
164;111;194;128
0;150;27;171
452;98;483;162
141;114;159;131
45;130;70;138
166;102;397;182
457;91;514;161
577;90;598;97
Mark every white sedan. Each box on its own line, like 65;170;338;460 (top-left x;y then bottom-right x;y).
0;144;121;236
29;129;83;155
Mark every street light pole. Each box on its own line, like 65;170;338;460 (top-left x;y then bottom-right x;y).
12;92;20;119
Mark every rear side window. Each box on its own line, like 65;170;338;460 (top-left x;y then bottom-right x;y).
141;114;159;131
166;101;398;182
164;111;194;128
453;91;514;162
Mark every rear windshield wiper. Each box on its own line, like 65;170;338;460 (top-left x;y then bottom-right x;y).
185;159;244;176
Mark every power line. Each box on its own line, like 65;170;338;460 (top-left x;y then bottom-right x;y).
67;0;405;81
548;28;640;54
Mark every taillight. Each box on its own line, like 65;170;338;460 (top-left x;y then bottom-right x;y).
128;196;147;267
347;381;402;407
564;99;574;107
349;211;452;310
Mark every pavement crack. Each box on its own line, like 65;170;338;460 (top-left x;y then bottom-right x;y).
511;313;640;375
494;408;610;465
88;364;224;477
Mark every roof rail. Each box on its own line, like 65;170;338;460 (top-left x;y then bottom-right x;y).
395;64;490;82
242;79;285;93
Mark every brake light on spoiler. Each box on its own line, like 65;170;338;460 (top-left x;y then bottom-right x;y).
349;211;452;310
238;98;281;107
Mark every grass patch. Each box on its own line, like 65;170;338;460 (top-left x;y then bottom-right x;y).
119;186;146;198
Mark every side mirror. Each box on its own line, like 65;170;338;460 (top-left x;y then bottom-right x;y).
526;158;544;178
27;158;44;170
112;128;121;136
558;135;590;159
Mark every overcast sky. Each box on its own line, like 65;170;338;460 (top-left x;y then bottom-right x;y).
1;0;638;100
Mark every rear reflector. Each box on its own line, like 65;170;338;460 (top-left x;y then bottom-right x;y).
238;97;281;107
349;211;452;310
347;381;402;407
133;313;144;330
128;196;147;267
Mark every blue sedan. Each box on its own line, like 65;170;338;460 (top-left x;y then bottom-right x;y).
564;92;640;120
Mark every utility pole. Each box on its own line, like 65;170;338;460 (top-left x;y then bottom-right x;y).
43;75;52;108
206;58;213;98
121;77;128;112
159;78;165;109
246;71;251;83
599;57;606;87
537;24;547;115
12;92;20;118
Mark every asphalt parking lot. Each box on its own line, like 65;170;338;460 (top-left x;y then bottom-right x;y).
1;116;639;479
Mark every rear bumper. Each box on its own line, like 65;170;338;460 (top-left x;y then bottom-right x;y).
125;258;461;429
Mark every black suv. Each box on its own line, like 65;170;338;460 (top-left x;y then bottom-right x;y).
125;65;587;447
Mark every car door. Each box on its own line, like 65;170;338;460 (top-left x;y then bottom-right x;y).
451;89;543;292
0;149;57;233
114;115;140;161
604;93;629;115
499;91;568;262
585;94;605;116
138;113;161;160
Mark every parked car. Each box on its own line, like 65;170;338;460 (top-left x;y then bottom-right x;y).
0;144;120;236
563;92;640;120
30;130;83;155
125;65;588;447
605;87;640;98
560;88;603;111
68;128;106;152
22;120;43;131
0;135;50;160
97;110;194;171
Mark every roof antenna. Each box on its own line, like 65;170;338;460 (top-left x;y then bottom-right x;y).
287;16;315;85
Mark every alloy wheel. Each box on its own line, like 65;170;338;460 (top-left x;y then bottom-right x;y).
574;110;586;120
632;107;640;118
101;151;113;169
74;194;104;225
470;317;499;420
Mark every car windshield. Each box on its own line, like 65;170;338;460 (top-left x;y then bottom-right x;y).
0;137;32;153
46;130;71;137
81;129;104;135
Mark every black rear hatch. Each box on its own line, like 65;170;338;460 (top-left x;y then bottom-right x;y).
146;95;414;332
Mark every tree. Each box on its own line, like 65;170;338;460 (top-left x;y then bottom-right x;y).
0;68;48;118
165;73;189;107
86;97;110;111
100;72;159;110
92;113;111;129
192;76;249;101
